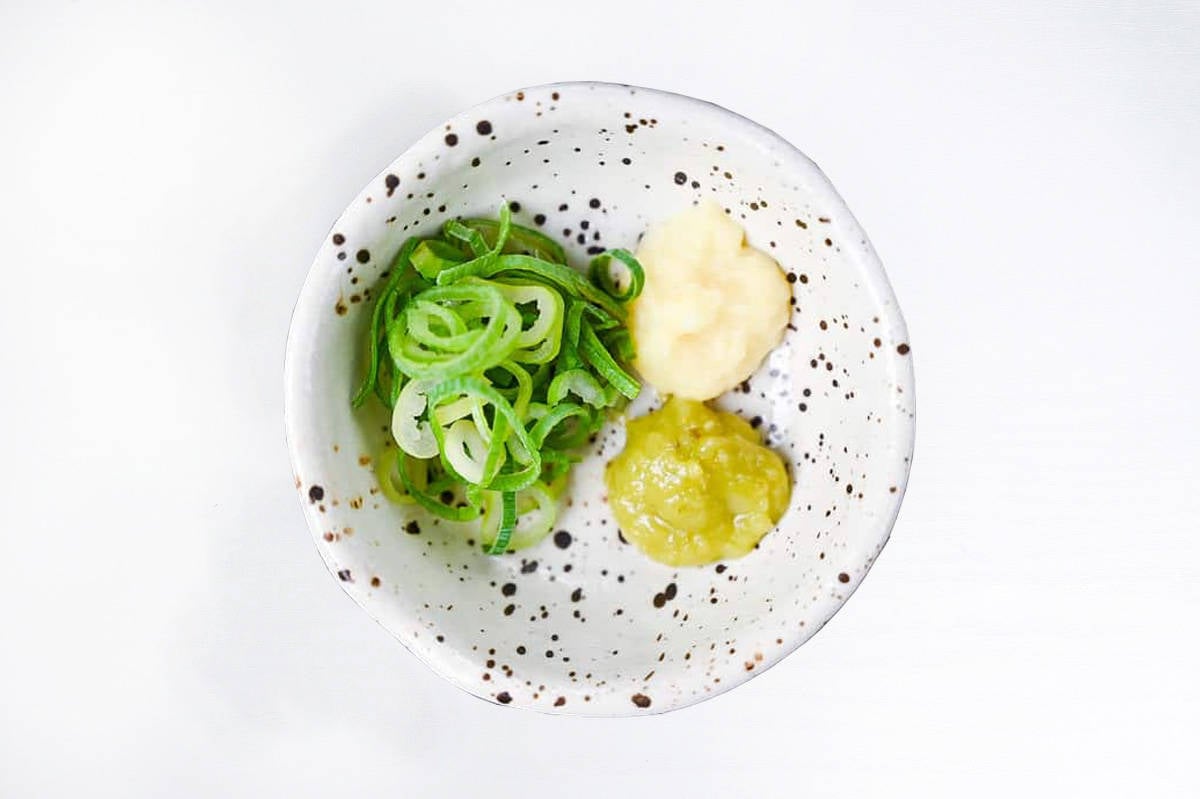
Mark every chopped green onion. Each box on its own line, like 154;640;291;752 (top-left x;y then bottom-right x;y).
426;377;542;487
388;283;522;379
411;239;468;279
352;238;419;408
396;453;481;521
478;482;558;551
484;457;542;493
601;328;636;362
374;447;413;505
488;491;518;554
435;206;513;285
353;202;642;554
529;402;593;449
495;282;564;364
456;254;627;320
547;369;607;408
405;299;475;352
492;360;533;416
392;378;440;459
539;449;575;484
557;300;586;370
588;249;645;303
462;217;568;264
442;220;490;257
441;417;490;484
579;321;640;399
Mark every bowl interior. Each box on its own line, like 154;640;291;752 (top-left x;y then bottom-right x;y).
285;82;914;715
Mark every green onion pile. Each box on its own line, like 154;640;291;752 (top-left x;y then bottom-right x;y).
353;204;644;554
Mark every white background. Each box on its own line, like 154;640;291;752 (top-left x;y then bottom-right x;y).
2;1;1197;796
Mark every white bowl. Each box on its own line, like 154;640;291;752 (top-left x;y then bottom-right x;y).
284;82;915;716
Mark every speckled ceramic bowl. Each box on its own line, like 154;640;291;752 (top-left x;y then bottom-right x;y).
284;82;915;716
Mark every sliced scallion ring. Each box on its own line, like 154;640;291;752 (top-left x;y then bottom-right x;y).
588;248;645;303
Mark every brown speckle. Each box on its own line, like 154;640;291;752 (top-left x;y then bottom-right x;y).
495;691;512;704
897;343;911;355
554;696;566;707
308;485;325;503
553;530;572;549
631;693;652;709
838;572;850;583
476;120;492;135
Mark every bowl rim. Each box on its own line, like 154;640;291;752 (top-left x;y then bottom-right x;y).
283;80;916;716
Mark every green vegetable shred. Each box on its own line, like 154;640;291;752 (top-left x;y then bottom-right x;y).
354;204;644;553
